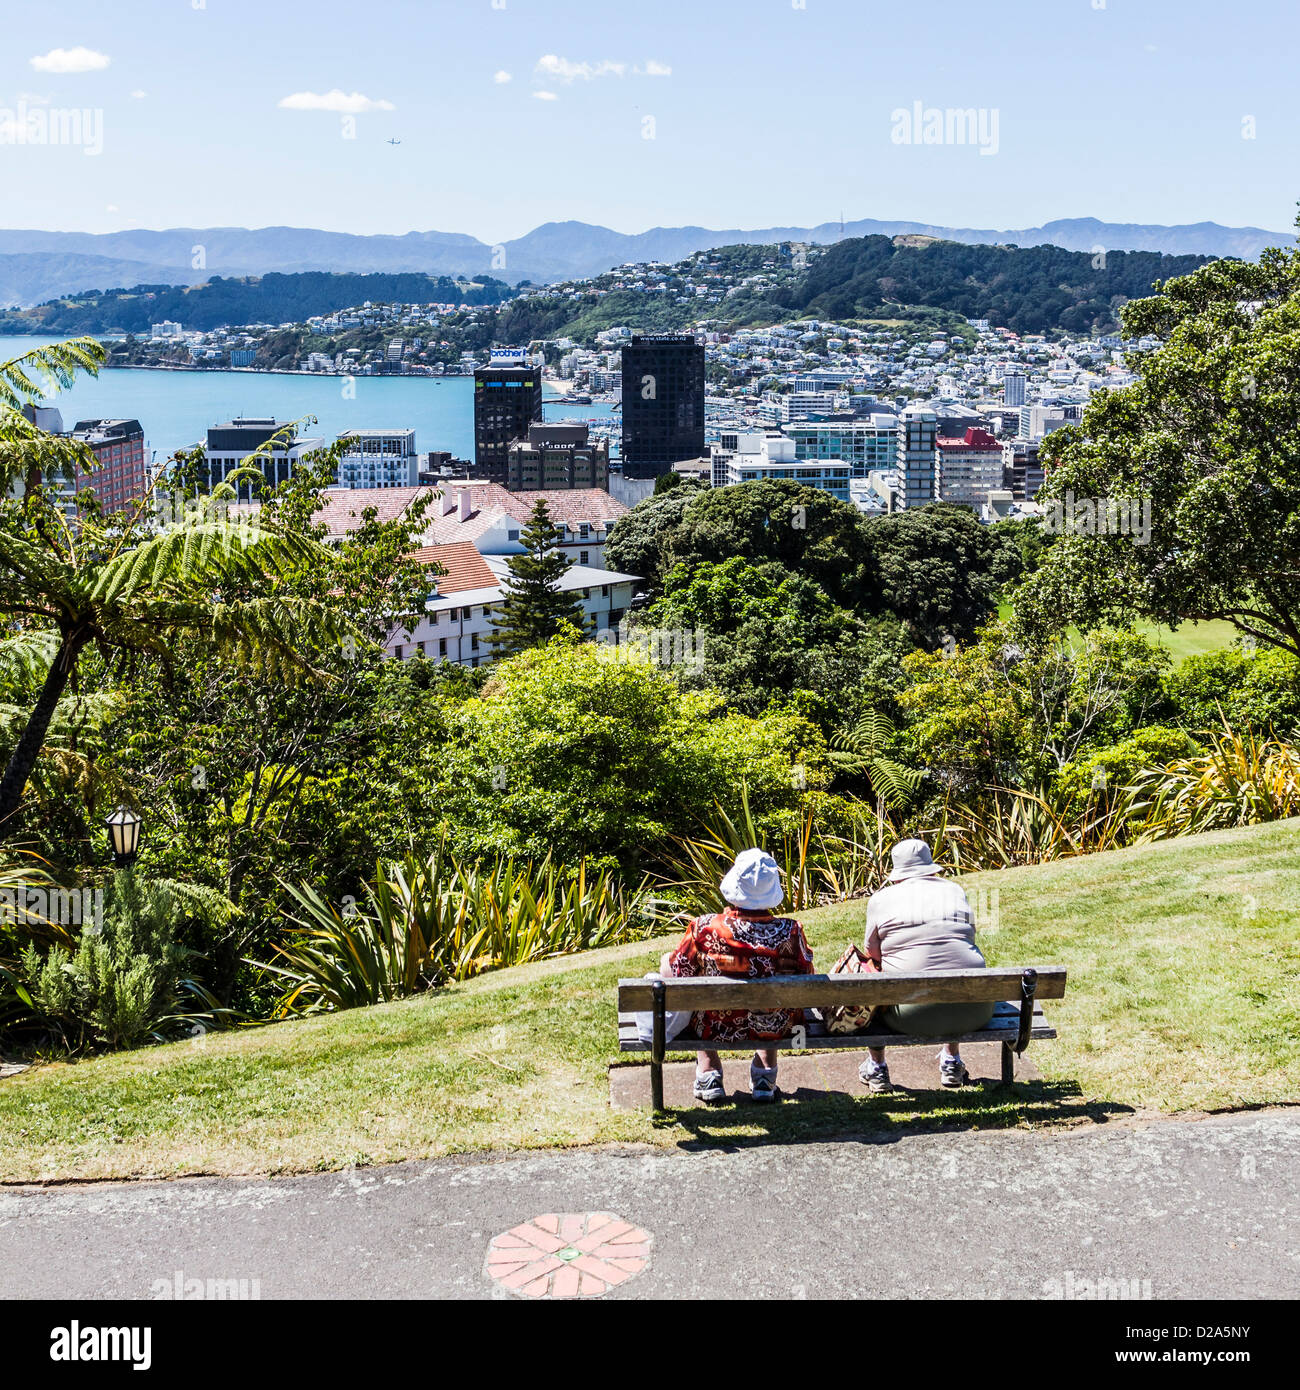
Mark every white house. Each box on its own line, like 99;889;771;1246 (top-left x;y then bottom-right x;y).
386;542;641;668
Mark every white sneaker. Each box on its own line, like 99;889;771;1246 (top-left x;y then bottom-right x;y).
859;1059;893;1093
939;1053;971;1087
750;1066;779;1103
693;1069;726;1103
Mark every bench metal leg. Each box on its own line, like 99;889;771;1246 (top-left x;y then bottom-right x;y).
1001;1040;1015;1085
650;978;666;1114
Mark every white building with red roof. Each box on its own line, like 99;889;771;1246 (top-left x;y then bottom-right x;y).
387;541;641;668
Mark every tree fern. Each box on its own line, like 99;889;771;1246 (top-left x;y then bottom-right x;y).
0;337;106;417
0;345;358;830
0;630;60;685
829;710;924;809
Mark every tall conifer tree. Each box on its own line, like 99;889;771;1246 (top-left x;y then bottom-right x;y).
488;500;587;655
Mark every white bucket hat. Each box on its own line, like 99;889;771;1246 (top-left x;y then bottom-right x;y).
719;847;785;911
887;838;945;883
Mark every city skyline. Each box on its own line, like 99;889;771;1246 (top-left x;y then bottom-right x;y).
1;0;1296;242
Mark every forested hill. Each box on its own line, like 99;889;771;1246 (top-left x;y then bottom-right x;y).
782;235;1215;334
0;271;515;334
0;238;1220;340
488;235;1220;344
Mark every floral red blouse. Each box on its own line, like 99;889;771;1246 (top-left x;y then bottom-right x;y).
667;905;815;1043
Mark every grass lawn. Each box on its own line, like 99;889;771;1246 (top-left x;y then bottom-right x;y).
2;820;1298;1182
995;602;1239;663
1134;618;1240;663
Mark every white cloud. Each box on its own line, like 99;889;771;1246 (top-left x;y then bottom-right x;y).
106;204;119;213
535;55;626;83
532;90;558;102
30;46;110;74
131;89;147;99
494;70;512;84
639;60;672;77
278;89;395;113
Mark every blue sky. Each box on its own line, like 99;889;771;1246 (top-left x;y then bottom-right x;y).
3;0;1296;240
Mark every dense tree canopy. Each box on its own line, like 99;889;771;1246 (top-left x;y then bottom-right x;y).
865;504;1022;649
430;637;827;869
7;271;514;335
1016;233;1300;659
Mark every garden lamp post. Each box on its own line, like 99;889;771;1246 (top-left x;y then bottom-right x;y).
105;805;142;869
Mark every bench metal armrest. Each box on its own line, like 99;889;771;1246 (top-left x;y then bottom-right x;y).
1015;968;1038;1055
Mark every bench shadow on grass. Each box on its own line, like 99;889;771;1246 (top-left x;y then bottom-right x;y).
662;1077;1133;1151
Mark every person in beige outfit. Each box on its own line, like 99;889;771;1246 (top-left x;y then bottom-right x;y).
859;839;993;1093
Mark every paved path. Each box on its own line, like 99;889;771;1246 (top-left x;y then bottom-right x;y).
1;1110;1296;1299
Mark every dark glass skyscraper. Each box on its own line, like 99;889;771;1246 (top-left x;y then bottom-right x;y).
619;334;705;478
474;353;543;485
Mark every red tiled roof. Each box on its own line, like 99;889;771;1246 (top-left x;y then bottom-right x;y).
408;541;498;594
419;505;508;547
235;483;628;539
313;487;428;533
484;485;628;525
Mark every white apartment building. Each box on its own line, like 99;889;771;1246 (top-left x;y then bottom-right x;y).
757;390;840;424
782;414;899;478
711;431;851;502
897;403;938;508
335;429;419;488
1018;404;1074;440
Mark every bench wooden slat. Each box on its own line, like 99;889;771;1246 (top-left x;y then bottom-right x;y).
617;999;1043;1031
617;965;1065;1012
616;1003;1056;1052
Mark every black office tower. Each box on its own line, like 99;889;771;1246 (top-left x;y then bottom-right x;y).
620;334;705;478
474;357;543;484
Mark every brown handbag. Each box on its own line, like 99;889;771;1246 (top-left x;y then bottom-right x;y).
817;942;882;1035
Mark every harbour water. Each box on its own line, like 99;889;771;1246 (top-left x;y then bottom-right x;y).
0;336;616;464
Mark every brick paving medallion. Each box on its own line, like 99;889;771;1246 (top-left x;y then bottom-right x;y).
486;1212;652;1298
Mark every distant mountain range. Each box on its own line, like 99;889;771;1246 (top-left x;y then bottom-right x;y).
0;216;1293;309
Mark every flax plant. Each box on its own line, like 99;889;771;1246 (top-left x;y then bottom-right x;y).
262;838;654;1015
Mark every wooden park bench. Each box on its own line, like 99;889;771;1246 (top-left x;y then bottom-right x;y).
617;966;1067;1111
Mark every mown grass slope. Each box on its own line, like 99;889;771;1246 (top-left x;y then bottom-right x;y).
2;819;1297;1182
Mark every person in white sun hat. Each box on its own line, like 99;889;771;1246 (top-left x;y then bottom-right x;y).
858;838;993;1094
659;847;815;1104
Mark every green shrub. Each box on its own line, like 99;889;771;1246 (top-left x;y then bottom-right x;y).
1166;647;1300;735
1054;726;1200;818
430;638;826;870
6;873;223;1051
